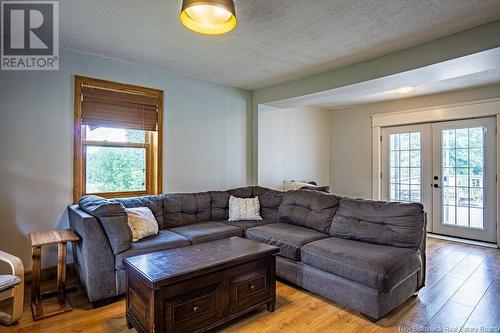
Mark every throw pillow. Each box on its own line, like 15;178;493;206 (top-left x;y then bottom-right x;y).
228;196;263;221
126;207;159;242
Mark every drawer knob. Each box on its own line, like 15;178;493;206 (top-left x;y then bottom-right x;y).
192;305;199;312
249;284;255;290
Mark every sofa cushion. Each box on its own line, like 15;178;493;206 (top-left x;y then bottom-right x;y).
210;187;254;221
114;195;164;229
253;187;284;220
329;198;425;249
278;190;340;233
301;237;422;292
246;223;329;261
115;230;190;269
223;218;277;234
163;192;211;227
79;195;132;254
168;222;243;244
0;275;21;292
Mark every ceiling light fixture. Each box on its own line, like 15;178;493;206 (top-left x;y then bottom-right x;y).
395;86;414;94
180;0;237;35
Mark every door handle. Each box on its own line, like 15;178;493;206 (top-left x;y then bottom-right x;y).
433;184;441;188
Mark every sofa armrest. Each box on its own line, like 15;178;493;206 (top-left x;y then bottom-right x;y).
68;205;116;302
417;213;427;290
0;250;24;280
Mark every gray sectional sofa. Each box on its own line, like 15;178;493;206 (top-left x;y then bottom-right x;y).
68;186;426;320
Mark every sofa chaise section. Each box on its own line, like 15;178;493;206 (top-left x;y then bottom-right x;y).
300;237;422;293
275;255;420;320
329;197;427;290
273;197;426;319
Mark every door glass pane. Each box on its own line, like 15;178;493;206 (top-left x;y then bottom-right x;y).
400;151;410;167
441;127;485;229
443;167;454;187
389;132;421;203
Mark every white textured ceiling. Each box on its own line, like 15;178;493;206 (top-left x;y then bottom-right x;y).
61;0;500;90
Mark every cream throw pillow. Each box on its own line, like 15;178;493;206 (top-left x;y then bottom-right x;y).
228;196;263;222
126;207;158;242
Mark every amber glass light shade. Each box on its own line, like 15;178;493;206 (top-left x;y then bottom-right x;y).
180;0;237;35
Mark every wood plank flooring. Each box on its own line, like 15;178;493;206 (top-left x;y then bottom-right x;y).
0;237;498;333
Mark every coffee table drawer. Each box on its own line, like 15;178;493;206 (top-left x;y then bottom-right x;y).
235;273;267;299
173;288;217;323
229;262;272;313
165;284;223;332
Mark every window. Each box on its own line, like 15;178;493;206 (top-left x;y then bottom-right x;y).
74;76;163;202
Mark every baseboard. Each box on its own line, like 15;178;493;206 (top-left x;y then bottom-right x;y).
427;233;498;248
24;263;76;285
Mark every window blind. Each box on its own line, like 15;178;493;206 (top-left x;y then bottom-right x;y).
80;85;159;131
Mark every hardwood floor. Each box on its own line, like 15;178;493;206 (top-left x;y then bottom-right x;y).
0;237;498;333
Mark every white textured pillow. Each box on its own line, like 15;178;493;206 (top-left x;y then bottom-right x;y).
228;196;263;222
126;207;158;242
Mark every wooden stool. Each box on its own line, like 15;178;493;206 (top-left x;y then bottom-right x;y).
28;229;79;321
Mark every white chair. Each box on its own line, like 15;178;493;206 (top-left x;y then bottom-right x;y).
0;250;24;325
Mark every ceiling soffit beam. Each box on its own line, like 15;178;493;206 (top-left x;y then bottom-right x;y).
252;20;500;105
267;48;500;109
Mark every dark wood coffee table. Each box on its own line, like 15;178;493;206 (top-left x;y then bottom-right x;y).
123;236;279;333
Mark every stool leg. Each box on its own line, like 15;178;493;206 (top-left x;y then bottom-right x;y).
31;246;43;319
57;242;67;305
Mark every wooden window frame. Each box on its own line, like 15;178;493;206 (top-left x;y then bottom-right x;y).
73;76;163;203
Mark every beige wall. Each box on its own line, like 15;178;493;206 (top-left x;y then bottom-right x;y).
258;106;331;190
330;84;500;198
0;50;251;270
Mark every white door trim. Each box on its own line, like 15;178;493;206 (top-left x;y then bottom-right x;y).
371;98;500;127
372;126;382;200
371;98;500;246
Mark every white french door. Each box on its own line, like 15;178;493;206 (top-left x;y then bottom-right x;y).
381;124;433;227
431;118;497;242
382;117;497;243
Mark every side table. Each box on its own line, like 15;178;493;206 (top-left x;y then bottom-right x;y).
28;229;79;321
